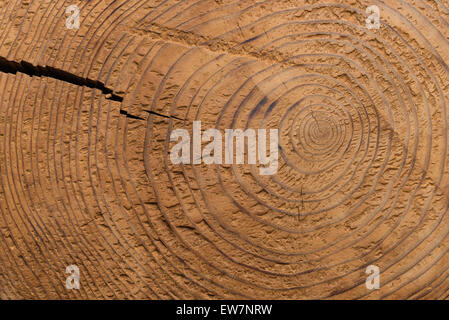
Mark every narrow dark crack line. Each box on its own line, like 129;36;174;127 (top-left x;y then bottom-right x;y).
119;109;145;120
0;56;188;121
120;109;184;121
143;109;184;121
0;56;124;102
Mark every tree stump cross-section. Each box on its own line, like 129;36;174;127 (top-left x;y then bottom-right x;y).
0;0;449;299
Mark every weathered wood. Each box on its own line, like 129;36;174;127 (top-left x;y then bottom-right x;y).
0;0;448;299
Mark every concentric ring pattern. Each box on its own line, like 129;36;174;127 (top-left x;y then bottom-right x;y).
0;0;449;299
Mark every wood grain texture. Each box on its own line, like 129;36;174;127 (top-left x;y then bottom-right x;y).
0;0;449;299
